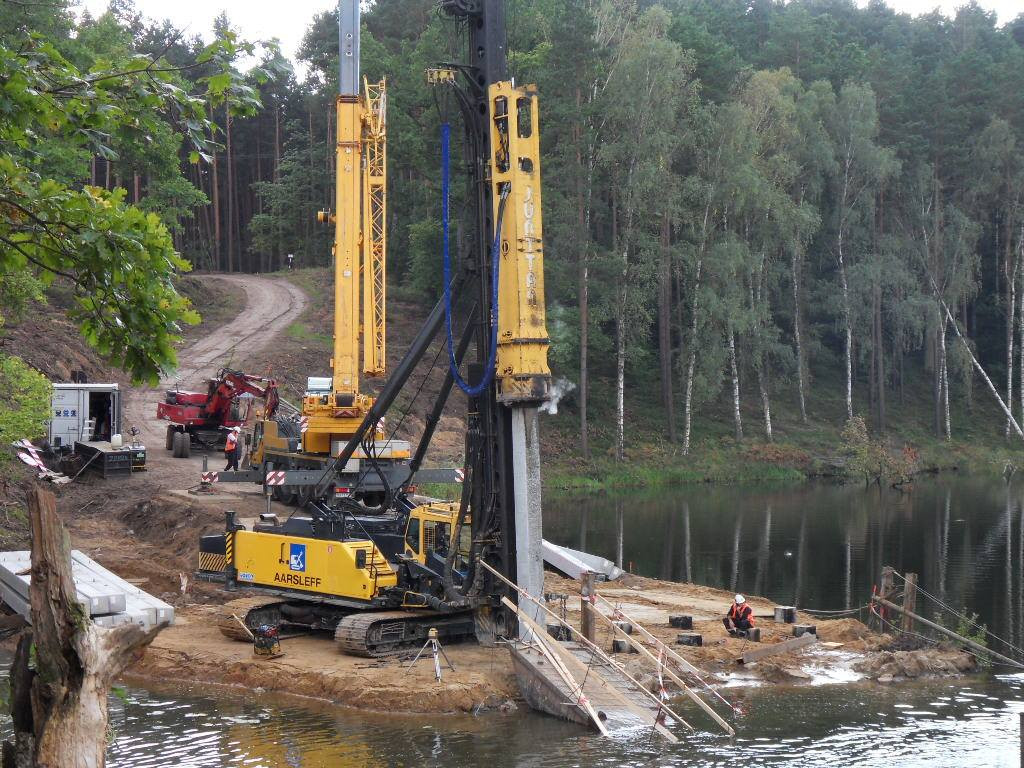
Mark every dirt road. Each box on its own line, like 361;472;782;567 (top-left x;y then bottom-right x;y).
123;274;307;487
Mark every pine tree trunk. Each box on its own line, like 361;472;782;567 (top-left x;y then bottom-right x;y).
274;102;282;270
574;89;590;460
615;273;626;463
658;212;676;441
225;105;235;273
728;326;742;440
211;138;221;271
3;489;163;768
792;251;808;423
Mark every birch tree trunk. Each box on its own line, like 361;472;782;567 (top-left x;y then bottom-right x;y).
939;315;951;440
792;250;808;423
838;249;854;421
682;203;710;456
3;489;164;768
728;326;742;440
658;212;676;441
758;363;773;442
932;285;1024;438
614;247;628;462
1019;239;1024;428
1007;255;1016;438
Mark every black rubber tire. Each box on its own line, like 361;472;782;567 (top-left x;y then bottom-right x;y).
171;431;183;458
165;425;176;451
180;433;191;458
296;486;314;508
279;486;297;506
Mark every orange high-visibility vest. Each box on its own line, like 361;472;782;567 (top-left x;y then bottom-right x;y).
225;433;238;452
728;603;753;625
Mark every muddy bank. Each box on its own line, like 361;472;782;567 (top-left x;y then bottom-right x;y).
123;571;976;716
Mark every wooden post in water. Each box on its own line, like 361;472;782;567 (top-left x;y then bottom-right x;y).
874;566;896;633
901;572;918;634
580;570;597;644
880;566;895;601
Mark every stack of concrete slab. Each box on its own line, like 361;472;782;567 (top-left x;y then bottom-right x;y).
0;549;173;630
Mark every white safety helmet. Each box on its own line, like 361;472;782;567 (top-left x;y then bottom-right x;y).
734;594;745;604
232;426;241;433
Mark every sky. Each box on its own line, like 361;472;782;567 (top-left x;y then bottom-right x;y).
78;0;1021;77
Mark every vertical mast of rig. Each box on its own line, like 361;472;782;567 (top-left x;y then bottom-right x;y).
437;0;551;628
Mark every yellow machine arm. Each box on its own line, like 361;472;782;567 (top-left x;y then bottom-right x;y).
328;77;387;399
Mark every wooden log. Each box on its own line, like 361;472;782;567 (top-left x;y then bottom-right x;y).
872;595;1023;668
901;573;918;634
2;488;166;768
738;632;817;664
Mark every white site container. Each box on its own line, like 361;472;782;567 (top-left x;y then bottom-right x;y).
48;383;122;448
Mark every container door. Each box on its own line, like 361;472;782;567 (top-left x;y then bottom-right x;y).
49;388;83;447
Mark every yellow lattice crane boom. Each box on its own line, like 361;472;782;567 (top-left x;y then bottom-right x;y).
305;26;391;454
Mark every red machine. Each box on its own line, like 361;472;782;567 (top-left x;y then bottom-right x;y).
157;368;279;458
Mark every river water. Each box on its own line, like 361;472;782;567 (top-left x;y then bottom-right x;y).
6;477;1024;765
545;476;1024;646
97;674;1024;766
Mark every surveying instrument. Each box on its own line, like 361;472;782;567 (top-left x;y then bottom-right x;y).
406;627;454;682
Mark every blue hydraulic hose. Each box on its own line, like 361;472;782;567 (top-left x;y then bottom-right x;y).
442;122;503;397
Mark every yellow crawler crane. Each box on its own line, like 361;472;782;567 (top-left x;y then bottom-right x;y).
235;27;412;510
199;0;552;657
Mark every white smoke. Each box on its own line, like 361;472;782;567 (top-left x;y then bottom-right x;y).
539;377;576;415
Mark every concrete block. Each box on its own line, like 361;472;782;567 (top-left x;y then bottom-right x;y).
611;638;637;654
792;623;816;638
744;627;761;642
613;620;633;635
676;632;703;647
774;606;797;624
669;615;693;630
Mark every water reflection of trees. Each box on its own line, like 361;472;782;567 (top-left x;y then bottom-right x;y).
545;478;1022;633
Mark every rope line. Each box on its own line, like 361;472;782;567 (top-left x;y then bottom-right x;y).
892;572;1024;660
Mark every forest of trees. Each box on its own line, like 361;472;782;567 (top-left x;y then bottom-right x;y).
6;0;1024;460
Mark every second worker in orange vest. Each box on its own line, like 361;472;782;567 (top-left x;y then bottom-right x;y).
723;594;754;637
224;426;242;472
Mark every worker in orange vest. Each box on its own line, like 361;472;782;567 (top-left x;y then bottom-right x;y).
723;594;754;637
224;426;242;471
